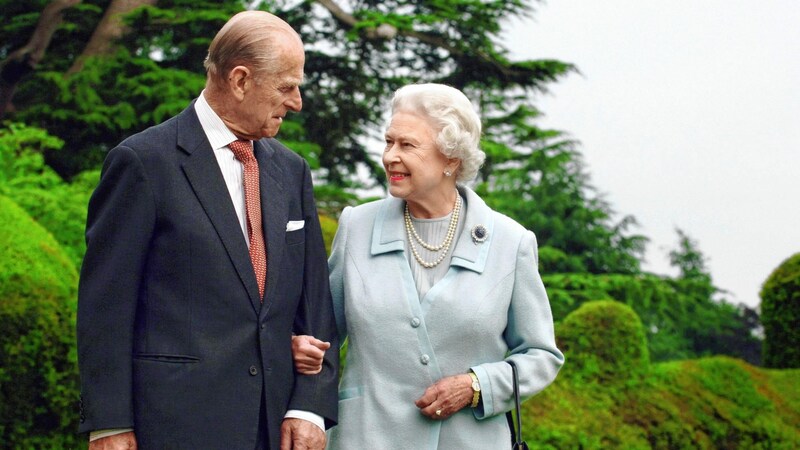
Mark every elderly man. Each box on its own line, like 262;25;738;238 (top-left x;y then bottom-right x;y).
77;11;337;450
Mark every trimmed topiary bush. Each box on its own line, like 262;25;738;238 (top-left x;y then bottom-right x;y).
0;195;82;448
760;252;800;368
557;300;649;382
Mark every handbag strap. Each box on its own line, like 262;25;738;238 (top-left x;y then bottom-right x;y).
507;360;527;448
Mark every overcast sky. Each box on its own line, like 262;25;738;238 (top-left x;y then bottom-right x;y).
504;1;800;308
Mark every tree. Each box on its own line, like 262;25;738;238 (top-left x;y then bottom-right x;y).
0;0;81;117
1;1;572;180
66;0;157;74
760;252;800;368
476;131;647;274
666;228;761;364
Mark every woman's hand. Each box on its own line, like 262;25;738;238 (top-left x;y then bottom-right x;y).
291;335;330;375
414;374;474;420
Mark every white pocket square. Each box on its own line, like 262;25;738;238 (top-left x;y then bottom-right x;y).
286;220;305;232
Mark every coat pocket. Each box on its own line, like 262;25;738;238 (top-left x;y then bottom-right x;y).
133;353;200;363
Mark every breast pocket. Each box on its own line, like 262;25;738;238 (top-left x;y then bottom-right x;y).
286;229;305;245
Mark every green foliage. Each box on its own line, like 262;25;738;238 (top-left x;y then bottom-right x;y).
476;106;647;274
319;214;338;256
0;122;95;268
760;252;800;368
524;354;800;448
17;53;205;176
545;273;762;364
537;245;587;274
0;195;82;449
557;300;649;383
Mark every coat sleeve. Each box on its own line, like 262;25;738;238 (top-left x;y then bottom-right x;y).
77;146;157;432
470;229;564;419
286;160;340;428
327;205;353;344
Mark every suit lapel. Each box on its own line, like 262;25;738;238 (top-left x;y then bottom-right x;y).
177;106;262;313
255;139;287;313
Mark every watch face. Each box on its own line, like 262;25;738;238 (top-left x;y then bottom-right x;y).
472;381;480;391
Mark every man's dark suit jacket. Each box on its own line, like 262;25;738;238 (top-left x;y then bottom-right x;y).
77;102;338;449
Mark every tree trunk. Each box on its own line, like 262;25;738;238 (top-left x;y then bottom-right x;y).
0;0;82;117
66;0;157;75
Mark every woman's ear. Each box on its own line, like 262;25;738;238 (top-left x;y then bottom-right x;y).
446;158;462;176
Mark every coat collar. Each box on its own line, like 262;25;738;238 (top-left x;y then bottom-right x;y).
370;185;494;273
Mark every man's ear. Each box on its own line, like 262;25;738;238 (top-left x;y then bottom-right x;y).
227;65;251;100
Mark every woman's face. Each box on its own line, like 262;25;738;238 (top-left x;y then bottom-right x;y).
382;111;455;210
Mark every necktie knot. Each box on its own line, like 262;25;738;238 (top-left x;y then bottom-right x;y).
229;139;255;163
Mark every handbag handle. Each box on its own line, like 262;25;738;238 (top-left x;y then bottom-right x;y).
506;360;529;449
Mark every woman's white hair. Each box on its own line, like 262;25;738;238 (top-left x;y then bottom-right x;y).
390;83;485;182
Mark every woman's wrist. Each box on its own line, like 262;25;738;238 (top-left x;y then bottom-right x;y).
468;371;481;408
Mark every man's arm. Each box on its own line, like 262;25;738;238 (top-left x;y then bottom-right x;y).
77;146;156;433
286;160;339;427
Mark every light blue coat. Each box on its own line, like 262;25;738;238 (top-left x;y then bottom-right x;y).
326;186;564;450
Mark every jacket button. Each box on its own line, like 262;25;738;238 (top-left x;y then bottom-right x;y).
420;354;430;365
410;318;421;328
249;365;258;376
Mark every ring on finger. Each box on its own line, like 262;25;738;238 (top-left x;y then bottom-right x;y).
435;409;442;416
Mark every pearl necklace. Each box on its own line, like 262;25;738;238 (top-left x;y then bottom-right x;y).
404;194;462;268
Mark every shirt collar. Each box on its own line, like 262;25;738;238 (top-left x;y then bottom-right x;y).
194;90;240;150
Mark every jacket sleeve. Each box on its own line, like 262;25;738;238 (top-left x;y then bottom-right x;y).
286;160;340;428
327;205;353;344
470;229;565;419
77;146;157;432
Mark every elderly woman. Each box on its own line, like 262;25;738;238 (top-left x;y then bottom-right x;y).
294;83;563;449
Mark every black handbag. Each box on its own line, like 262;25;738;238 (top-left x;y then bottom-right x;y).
506;360;530;450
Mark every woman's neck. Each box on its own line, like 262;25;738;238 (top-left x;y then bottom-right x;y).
405;187;459;219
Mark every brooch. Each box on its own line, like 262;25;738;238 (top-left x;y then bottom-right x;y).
470;225;488;244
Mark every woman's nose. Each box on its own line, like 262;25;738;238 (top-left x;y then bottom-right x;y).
383;144;399;163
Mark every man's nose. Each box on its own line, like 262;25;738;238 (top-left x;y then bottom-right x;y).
286;87;302;112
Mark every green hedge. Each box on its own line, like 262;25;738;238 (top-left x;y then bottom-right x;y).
0;195;82;448
557;300;649;383
543;273;761;363
760;252;800;368
523;303;800;449
1;123;96;270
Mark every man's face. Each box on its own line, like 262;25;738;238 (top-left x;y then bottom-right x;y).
239;40;304;139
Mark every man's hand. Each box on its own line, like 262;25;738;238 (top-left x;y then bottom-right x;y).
291;335;330;375
280;418;326;450
88;431;137;450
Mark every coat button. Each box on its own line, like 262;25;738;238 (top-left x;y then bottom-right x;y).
410;318;421;328
249;365;258;376
420;354;430;365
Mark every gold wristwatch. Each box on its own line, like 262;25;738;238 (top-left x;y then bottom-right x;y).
468;371;481;408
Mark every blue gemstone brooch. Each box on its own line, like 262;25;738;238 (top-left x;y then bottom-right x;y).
470;224;488;244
